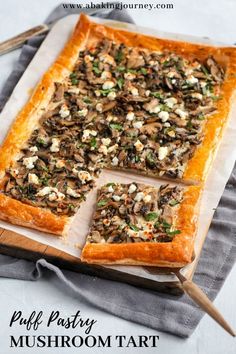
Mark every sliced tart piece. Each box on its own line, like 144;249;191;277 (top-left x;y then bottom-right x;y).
81;182;202;267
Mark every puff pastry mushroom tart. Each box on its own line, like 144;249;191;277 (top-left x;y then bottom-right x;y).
0;14;235;242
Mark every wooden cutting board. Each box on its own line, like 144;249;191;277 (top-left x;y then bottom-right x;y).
0;227;186;295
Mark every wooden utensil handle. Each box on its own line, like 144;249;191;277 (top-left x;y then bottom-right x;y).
182;279;236;337
0;25;49;56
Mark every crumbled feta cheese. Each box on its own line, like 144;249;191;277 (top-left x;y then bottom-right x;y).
56;160;65;169
102;81;115;90
186;75;198;85
133;121;143;129
113;195;121;202
158;111;169;122
36;187;65;201
95;90;101;97
101;138;111;146
175;108;188;120
82;129;97;142
126;111;135;121
10;168;19;176
84;55;94;62
48;191;65;202
134;139;144;152
98;144;108;155
36;186;52;197
164;97;177;108
145;90;151;97
50;138;60;152
67;87;80;94
28;173;39;185
167;130;176;138
124;72;136;80
111;156;119;166
78;108;88;117
23;156;38;169
29;146;38;153
56;191;66;201
67;187;80;198
106;114;115;122
96;103;103;112
108;144;118;153
134;192;144;202
145;99;161;114
107;91;116;100
167;71;176;78
72;167;79;175
99;53;115;65
48;192;57;201
78;170;92;184
101;71;111;80
108;185;114;193
59;104;70;118
164;122;171;127
191;93;203;100
143;194;151;203
130;87;139;96
158;146;168;160
128;184;137;194
149;60;157;66
185;67;193;75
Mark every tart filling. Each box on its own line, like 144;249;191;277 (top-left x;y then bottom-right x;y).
2;39;224;217
86;183;183;244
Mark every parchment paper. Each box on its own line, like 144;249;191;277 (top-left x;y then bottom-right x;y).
0;15;235;283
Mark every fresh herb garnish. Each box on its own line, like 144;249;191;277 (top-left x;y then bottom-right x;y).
106;182;116;187
140;68;147;75
115;50;124;63
197;113;205;120
166;229;181;236
201;66;210;76
117;78;124;89
129;224;139;232
90;137;97;149
151;92;164;99
162;220;171;229
36;138;46;147
169;199;180;206
69;73;78;85
100;89;116;96
40;177;49;186
83;97;92;104
117;66;126;72
93;66;101;74
97;199;108;207
145;212;158;221
146;152;156;166
110;123;123;131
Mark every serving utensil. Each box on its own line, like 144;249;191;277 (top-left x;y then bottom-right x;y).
145;266;236;337
0;7;110;56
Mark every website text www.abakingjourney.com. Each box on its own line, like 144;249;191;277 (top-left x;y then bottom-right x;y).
62;2;174;11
